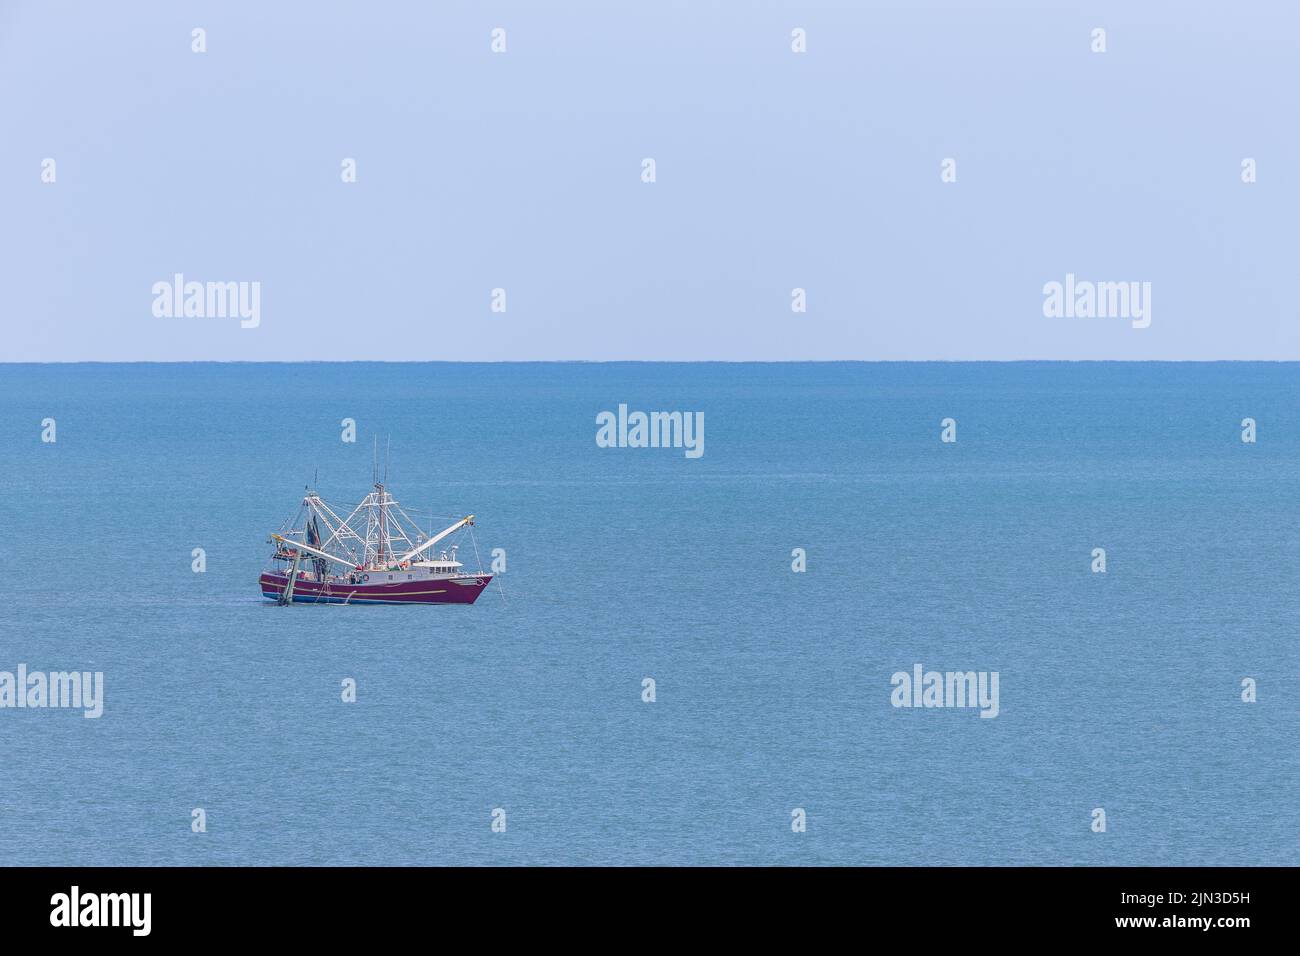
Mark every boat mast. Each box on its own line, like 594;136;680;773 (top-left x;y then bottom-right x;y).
381;437;392;566
367;436;384;568
367;436;395;568
376;481;388;567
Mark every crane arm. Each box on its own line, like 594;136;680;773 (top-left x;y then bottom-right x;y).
395;516;474;564
270;533;359;570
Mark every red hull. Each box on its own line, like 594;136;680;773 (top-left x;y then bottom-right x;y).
259;571;491;605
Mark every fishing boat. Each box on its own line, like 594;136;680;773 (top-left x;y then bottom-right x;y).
259;477;492;606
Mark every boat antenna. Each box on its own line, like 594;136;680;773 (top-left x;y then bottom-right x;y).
385;435;391;483
372;436;378;486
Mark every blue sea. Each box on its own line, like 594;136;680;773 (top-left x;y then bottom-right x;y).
1;362;1296;866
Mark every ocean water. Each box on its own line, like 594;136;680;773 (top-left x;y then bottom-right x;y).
0;362;1296;866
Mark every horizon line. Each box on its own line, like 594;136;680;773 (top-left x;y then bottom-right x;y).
4;359;1300;366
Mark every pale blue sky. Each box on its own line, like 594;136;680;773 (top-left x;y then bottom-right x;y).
1;1;1295;361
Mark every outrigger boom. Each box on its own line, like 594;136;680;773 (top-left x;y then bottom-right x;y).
269;533;356;570
394;515;474;564
270;513;473;570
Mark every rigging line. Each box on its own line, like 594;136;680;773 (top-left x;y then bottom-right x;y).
467;526;505;603
469;527;484;573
